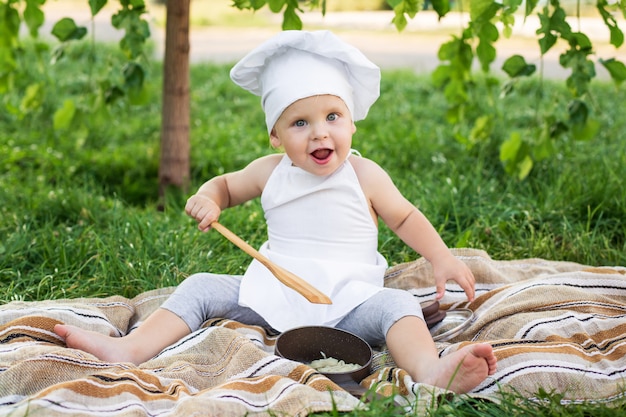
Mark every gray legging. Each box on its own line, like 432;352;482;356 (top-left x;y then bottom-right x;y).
160;272;424;346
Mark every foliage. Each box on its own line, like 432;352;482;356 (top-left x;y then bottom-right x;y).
0;0;151;142
230;0;626;180
4;0;625;182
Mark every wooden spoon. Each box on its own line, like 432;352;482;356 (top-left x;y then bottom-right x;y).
211;222;332;305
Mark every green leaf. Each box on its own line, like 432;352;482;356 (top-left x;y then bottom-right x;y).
567;99;588;125
104;85;125;104
549;120;568;139
89;0;108;16
250;0;267;11
600;58;626;86
524;0;539;17
608;24;625;48
51;18;87;42
390;0;419;31
53;99;76;130
502;25;512;38
391;11;408;32
437;38;458;61
500;11;516;38
23;1;44;37
569;32;592;51
469;115;493;144
129;0;145;9
505;0;522;11
431;64;451;87
500;131;522;163
563;58;595;97
122;62;145;90
268;0;284;13
282;4;302;30
516;155;533;180
127;84;150;105
231;0;249;10
470;0;493;21
536;6;571;54
533;133;555;161
538;31;557;55
431;0;450;18
443;78;468;105
567;99;600;140
477;21;499;42
500;132;533;179
232;0;267;11
0;47;17;74
597;1;625;48
476;39;496;71
437;36;472;68
502;55;536;77
19;82;43;113
571;118;599;141
479;2;501;22
549;7;572;38
0;2;20;40
398;0;419;18
114;9;150;59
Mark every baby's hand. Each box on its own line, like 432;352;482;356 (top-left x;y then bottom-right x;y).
185;194;221;232
432;255;476;301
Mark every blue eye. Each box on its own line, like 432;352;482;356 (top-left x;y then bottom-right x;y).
327;113;338;121
295;120;306;127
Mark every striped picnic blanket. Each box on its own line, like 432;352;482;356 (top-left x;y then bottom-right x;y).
1;248;625;415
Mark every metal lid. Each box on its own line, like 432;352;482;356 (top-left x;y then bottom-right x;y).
430;308;474;342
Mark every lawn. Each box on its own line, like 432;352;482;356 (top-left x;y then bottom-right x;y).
1;40;625;415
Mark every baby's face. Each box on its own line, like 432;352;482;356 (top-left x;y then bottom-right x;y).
270;95;356;177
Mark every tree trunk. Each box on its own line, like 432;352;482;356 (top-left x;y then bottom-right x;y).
158;0;191;204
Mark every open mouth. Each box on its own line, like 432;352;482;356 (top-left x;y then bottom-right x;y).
311;148;333;162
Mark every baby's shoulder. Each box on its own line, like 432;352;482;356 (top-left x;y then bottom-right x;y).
242;153;283;187
348;154;385;177
254;153;284;167
348;154;394;193
247;153;283;170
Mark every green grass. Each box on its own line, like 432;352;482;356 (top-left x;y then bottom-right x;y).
315;387;626;416
1;41;625;414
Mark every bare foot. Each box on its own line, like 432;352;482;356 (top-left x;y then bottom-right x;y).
53;324;142;365
423;343;497;393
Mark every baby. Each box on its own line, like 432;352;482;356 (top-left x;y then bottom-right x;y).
55;30;496;393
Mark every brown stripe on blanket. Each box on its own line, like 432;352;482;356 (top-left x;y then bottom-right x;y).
43;369;194;400
0;316;65;346
2;249;626;414
490;334;626;362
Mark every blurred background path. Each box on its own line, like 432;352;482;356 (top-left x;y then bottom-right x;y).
39;1;626;80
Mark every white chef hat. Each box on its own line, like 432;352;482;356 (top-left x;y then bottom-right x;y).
230;30;381;134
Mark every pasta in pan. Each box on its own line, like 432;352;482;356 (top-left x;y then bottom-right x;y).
309;352;361;373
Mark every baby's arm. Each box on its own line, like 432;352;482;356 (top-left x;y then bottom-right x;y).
352;156;475;301
185;154;281;231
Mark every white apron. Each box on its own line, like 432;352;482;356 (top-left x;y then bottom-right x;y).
238;154;387;331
